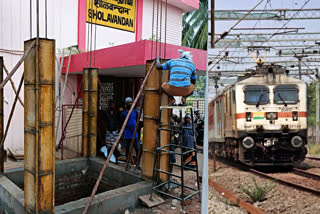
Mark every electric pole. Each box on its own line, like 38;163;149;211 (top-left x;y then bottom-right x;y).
316;68;319;144
211;0;215;48
294;55;308;80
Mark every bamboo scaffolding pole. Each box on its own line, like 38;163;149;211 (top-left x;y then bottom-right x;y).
82;60;156;214
0;40;35;90
125;96;144;171
56;80;83;150
55;50;72;145
0;74;24;152
3;64;24;106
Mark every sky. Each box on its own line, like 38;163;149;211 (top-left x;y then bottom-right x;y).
207;0;320;99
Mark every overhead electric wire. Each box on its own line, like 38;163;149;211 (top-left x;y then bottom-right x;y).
216;0;312;77
214;0;265;45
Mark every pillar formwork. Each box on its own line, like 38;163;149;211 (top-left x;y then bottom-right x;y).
24;38;55;213
88;68;98;157
82;68;89;157
143;60;170;181
82;68;98;157
143;60;161;179
0;57;3;173
159;66;170;182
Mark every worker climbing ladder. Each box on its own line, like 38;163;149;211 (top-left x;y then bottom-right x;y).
150;105;201;211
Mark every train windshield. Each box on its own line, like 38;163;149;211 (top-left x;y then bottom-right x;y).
274;85;299;104
244;85;269;105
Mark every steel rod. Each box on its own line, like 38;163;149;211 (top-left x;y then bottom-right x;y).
0;58;3;172
0;74;24;152
0;40;35;90
45;0;48;38
125;96;144;171
30;0;32;39
3;63;24;106
82;60;156;214
37;0;39;37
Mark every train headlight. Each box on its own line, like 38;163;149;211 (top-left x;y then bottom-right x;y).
242;136;255;149
291;136;303;148
266;112;278;120
292;111;298;121
246;112;252;122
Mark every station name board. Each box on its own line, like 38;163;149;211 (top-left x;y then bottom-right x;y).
86;0;136;32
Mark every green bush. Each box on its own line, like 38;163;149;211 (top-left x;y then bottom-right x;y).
240;177;274;203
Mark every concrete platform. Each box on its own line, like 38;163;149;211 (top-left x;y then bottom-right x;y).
0;157;152;214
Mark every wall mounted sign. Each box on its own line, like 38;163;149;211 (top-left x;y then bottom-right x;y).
86;0;136;32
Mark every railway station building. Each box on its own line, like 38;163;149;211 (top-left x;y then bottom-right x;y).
0;0;207;152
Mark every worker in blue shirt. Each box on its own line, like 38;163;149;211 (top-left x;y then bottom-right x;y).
156;50;197;105
120;97;141;165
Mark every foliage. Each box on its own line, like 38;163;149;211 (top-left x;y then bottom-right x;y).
308;144;320;155
189;75;206;98
148;34;160;42
240;177;274;203
307;83;320;126
57;46;81;56
182;0;208;50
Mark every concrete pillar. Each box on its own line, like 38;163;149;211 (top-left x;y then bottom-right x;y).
24;38;55;213
88;68;98;156
0;57;3;172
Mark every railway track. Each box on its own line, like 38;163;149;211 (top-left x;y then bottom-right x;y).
306;156;320;161
248;168;320;196
214;158;320;197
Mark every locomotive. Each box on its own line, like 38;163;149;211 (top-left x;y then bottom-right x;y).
208;65;308;166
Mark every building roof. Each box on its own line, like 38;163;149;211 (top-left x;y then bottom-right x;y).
62;40;207;77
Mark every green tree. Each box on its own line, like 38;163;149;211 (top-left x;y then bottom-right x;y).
182;0;208;50
307;83;320;126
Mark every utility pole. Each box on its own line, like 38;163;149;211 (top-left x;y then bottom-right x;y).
294;55;308;80
316;68;319;144
211;0;215;48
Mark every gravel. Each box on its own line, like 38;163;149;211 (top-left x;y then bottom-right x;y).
209;160;320;214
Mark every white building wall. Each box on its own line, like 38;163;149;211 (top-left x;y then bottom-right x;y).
0;0;78;150
0;0;186;150
142;0;183;46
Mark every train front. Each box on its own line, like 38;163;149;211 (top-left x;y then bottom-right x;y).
235;66;307;166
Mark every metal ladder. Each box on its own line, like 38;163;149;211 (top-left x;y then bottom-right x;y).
150;105;201;211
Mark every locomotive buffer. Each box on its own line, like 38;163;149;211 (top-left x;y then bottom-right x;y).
149;105;201;211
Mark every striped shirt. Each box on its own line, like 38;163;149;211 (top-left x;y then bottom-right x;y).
161;58;197;87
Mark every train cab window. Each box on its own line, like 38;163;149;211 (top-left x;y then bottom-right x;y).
244;85;269;105
274;85;299;104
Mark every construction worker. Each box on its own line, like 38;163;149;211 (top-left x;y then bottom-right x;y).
120;97;141;164
182;113;197;168
156;50;197;106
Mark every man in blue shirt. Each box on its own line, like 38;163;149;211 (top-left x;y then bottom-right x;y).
156;50;197;105
120;97;141;164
